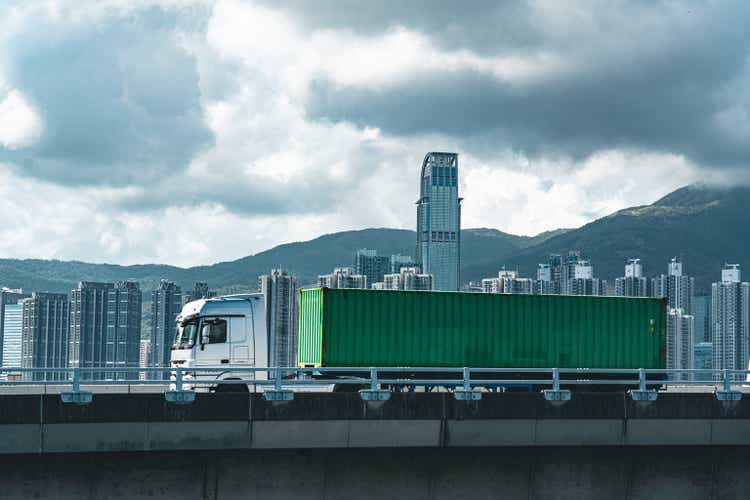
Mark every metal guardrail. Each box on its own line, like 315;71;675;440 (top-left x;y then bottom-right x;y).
0;366;747;404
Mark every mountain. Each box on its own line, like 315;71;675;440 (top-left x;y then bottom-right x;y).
462;184;750;293
0;228;560;294
1;184;745;295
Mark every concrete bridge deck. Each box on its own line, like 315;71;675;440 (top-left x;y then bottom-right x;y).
2;392;750;454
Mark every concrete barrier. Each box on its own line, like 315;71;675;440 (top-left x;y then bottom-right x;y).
2;447;750;500
2;392;750;454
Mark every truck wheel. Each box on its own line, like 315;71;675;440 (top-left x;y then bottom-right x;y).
215;381;249;393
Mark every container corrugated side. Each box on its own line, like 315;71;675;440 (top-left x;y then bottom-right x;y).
299;288;665;369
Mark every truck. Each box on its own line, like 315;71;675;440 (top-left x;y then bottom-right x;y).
170;294;268;392
170;288;667;393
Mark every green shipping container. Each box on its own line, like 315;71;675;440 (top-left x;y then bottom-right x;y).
298;288;666;369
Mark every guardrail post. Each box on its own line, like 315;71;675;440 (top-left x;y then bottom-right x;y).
165;367;196;404
716;368;742;402
359;367;391;402
454;367;482;401
60;368;93;404
543;367;571;403
263;367;294;402
628;368;657;402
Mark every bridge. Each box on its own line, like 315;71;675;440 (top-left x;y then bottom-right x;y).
2;390;750;499
3;366;750;499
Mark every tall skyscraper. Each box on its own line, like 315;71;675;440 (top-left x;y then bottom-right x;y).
106;281;142;380
711;264;750;380
151;280;182;378
652;258;695;314
21;293;69;381
354;249;391;286
666;308;694;381
615;259;649;297
0;288;30;366
416;152;461;291
69;282;112;379
1;302;23;380
318;267;367;289
70;281;141;380
259;269;299;369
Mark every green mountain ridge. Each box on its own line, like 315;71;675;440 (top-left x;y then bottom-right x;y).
1;184;746;295
462;184;750;293
0;227;558;294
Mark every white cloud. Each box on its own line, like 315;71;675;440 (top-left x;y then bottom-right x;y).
0;89;42;149
460;151;703;235
0;0;742;268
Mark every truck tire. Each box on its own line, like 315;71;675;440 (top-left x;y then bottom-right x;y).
214;380;249;393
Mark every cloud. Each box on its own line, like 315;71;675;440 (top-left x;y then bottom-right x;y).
0;2;213;186
303;1;750;169
0;89;42;149
0;0;743;267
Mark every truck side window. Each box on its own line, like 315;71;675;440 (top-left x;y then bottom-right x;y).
202;319;227;344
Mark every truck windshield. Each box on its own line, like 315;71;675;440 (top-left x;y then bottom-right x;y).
173;319;199;349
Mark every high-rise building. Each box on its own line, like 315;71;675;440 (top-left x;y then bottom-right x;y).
106;281;142;380
139;339;151;381
711;264;750;380
259;269;299;369
652;258;695;314
548;254;563;286
615;259;649;297
1;302;23;380
568;260;605;296
416;152;461;291
69;282;112;379
534;263;557;295
183;282;216;305
70;281;141;380
694;342;713;381
561;251;583;295
0;288;30;366
21;293;69;381
354;249;391;286
382;267;433;291
390;254;417;274
666;308;694;381
482;269;533;294
151;280;182;378
318;268;367;289
693;296;711;343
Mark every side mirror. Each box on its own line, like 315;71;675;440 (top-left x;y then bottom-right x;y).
201;333;209;350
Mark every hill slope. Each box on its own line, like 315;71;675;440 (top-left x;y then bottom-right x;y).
0;228;555;293
1;184;744;295
463;184;750;292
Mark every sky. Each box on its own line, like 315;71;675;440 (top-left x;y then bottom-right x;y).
0;0;747;267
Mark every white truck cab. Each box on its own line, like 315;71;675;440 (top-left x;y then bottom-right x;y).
170;294;268;392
